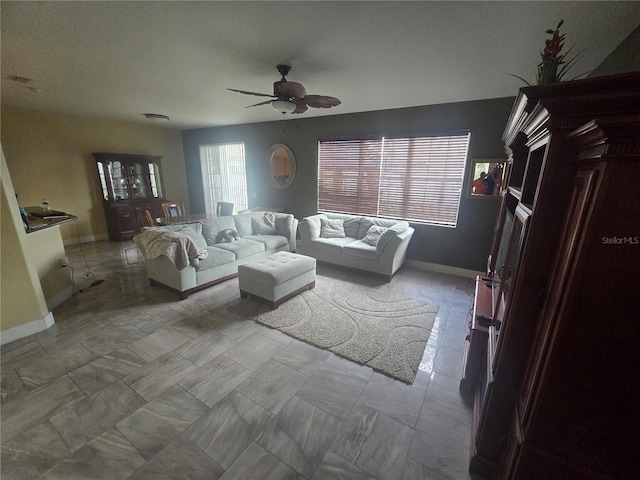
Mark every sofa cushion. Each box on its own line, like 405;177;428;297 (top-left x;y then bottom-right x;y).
215;238;265;259
343;240;379;260
310;237;355;253
357;217;375;239
342;217;362;239
325;213;361;238
243;234;288;251
200;217;236;245
252;213;277;235
376;221;409;254
302;214;327;240
274;214;294;237
157;223;207;250
195;246;236;272
362;225;388;246
320;218;345;238
371;218;402;229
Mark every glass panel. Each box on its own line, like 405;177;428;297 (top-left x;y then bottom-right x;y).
96;162;109;201
109;161;129;201
199;143;248;215
128;162;148;199
148;163;162;198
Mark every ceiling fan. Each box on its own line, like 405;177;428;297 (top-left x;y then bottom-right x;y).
228;64;341;115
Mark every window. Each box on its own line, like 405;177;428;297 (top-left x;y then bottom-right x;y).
200;143;248;215
318;132;470;226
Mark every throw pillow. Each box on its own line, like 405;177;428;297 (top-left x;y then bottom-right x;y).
252;212;277;235
320;218;346;238
215;229;239;243
342;217;361;238
362;225;388;246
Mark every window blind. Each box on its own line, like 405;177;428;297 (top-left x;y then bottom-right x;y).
318;132;470;226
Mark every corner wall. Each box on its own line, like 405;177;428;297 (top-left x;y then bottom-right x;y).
1;146;51;339
1;107;188;244
182;97;515;271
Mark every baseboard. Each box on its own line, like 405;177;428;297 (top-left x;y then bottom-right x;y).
46;286;73;311
405;259;482;279
0;312;55;345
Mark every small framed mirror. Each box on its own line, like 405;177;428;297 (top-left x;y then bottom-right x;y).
265;144;296;189
468;159;507;199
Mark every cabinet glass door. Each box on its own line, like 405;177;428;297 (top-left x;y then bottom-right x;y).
128;162;149;200
148;162;163;199
109;161;129;201
494;204;530;329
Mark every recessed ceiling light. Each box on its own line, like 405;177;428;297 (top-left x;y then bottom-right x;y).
143;113;170;122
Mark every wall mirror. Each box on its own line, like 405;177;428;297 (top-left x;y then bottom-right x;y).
468;159;507;199
265;144;296;189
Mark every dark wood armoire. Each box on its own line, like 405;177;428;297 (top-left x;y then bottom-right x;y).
464;72;640;479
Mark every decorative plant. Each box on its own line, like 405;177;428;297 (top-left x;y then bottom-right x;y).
510;20;584;86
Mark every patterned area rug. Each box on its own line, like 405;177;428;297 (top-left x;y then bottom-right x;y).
228;275;439;384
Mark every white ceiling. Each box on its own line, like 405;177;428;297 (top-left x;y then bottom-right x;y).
2;1;639;130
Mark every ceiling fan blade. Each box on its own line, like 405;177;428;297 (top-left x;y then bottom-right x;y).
292;100;308;114
305;95;341;108
227;88;276;98
277;81;306;99
246;99;274;108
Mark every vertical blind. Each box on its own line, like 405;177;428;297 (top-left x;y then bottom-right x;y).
318;132;470;226
199;143;248;215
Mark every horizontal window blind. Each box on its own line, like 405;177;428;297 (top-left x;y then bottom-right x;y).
318;133;470;226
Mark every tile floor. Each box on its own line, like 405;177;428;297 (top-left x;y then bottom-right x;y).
1;240;482;480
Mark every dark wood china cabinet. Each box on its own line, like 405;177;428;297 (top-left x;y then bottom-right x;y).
92;152;166;240
464;72;640;480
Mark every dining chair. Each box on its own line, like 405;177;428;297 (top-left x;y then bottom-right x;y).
161;201;185;218
217;202;234;216
137;208;155;228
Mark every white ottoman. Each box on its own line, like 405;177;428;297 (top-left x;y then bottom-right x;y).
238;252;316;308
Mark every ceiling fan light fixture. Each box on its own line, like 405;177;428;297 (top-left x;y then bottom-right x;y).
272;100;296;114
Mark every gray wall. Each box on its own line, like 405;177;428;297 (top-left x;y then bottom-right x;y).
182;96;515;271
590;25;640;77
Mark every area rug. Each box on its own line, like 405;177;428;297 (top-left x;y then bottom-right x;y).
228;276;439;384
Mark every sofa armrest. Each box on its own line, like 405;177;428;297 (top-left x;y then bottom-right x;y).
377;227;415;257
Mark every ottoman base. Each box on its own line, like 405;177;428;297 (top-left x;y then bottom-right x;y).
240;280;315;309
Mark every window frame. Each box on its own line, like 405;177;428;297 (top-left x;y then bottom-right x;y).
199;142;248;216
317;131;471;227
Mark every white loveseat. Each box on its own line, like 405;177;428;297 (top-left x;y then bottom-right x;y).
134;212;298;299
297;213;414;280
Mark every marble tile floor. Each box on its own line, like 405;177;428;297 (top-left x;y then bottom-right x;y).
1;239;483;480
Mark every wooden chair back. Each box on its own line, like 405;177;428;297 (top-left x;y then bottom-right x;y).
137;208;155;228
161;201;185;218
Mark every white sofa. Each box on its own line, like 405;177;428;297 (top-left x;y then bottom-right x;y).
134;212;298;299
297;213;414;280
